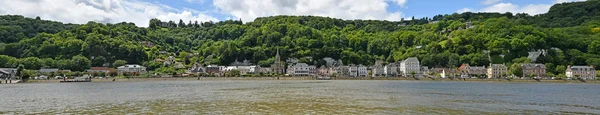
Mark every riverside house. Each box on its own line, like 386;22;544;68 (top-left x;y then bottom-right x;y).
372;60;385;77
399;57;421;77
487;64;507;78
521;64;546;78
86;67;110;73
566;66;596;80
458;64;487;78
116;64;147;74
287;63;316;76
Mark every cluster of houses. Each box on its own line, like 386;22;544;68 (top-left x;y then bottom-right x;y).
179;54;597;80
0;49;596;80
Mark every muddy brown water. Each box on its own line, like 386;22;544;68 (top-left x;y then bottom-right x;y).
0;80;599;114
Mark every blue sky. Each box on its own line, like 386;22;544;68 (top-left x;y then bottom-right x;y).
147;0;579;21
0;0;585;27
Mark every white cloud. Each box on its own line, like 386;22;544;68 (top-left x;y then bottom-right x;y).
0;0;218;27
213;0;406;22
554;0;586;3
457;8;473;13
458;0;587;15
388;0;408;6
457;2;553;15
185;0;205;4
481;0;502;5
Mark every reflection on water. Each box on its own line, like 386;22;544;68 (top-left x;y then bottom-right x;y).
0;80;599;114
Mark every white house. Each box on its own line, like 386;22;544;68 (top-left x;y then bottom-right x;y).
384;63;398;77
117;64;147;74
288;63;316;76
399;57;421;77
372;60;385;77
566;66;596;80
358;65;368;77
348;65;358;77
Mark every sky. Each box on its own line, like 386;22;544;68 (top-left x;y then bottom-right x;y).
0;0;586;27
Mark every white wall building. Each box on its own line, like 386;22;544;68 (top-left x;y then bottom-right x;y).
289;63;316;76
358;65;368;77
566;66;596;80
399;57;421;77
117;64;147;74
348;65;358;77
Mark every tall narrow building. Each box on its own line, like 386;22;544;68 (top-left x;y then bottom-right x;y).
271;48;284;74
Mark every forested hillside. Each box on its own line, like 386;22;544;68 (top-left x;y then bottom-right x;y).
1;0;599;75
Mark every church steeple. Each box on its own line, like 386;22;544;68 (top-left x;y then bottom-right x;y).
275;48;280;62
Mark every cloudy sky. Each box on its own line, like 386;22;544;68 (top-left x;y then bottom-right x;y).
0;0;586;27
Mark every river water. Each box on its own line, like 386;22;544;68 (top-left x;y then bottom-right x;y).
0;80;599;114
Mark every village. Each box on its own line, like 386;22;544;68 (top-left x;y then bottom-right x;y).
0;49;597;83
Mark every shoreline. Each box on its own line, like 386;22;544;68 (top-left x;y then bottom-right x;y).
21;77;599;84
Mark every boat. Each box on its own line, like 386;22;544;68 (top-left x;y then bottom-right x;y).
316;76;332;80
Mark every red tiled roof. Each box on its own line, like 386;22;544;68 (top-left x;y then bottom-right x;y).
90;67;110;70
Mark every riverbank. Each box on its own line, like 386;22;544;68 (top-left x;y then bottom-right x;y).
22;76;600;84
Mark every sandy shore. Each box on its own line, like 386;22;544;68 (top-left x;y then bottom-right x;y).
22;77;599;84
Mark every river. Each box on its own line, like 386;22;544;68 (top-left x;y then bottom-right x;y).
0;80;599;114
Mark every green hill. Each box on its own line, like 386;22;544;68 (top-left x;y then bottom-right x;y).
0;0;599;75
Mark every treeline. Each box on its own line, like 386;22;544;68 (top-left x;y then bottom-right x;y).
1;0;600;76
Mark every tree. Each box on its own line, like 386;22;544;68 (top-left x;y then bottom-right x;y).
71;55;91;71
410;71;416;78
555;65;567;75
510;63;523;78
16;64;24;79
178;19;185;27
113;60;127;68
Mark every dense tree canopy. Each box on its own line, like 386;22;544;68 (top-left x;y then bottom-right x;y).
0;0;599;76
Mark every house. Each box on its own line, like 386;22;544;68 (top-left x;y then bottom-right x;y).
372;60;385;77
335;66;350;77
317;66;333;76
487;64;507;78
421;66;430;75
260;67;272;74
0;69;12;79
39;68;60;73
86;67;110;73
400;57;421;77
458;64;487;78
271;49;285;74
205;65;223;75
566;66;596;80
357;65;368;77
0;68;17;79
384;63;398;77
288;63;316;76
185;64;204;74
116;64;147;74
432;68;460;78
348;64;358;77
521;64;546;78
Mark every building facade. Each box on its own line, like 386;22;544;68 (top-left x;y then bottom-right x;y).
566;66;596;80
357;65;368;77
348;65;358;77
458;64;487;78
117;64;147;74
372;60;385;77
521;64;546;78
288;63;316;76
487;64;507;78
399;57;421;77
384;63;398;77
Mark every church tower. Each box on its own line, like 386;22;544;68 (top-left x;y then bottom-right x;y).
271;48;284;74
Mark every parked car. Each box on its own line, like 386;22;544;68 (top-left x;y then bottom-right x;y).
37;75;48;79
55;76;63;79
